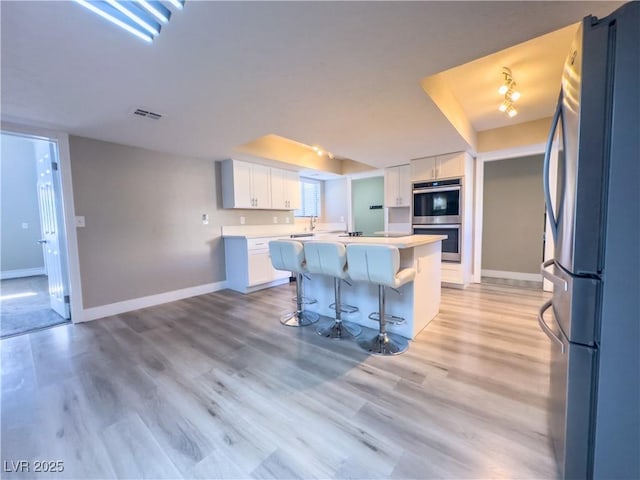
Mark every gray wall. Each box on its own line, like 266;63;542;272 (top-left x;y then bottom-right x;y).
482;154;545;274
1;134;44;273
69;136;293;308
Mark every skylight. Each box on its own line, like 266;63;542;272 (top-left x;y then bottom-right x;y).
74;0;185;43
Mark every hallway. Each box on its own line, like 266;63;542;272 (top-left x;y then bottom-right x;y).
1;275;69;338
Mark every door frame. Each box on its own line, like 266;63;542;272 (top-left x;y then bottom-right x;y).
1;121;84;322
473;143;555;290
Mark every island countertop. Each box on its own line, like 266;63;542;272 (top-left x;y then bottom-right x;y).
281;234;447;249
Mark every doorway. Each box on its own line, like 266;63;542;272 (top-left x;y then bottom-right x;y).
351;176;384;235
1;132;71;338
480;154;545;289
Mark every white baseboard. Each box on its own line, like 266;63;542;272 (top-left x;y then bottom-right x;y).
79;280;228;322
0;267;46;280
481;269;542;282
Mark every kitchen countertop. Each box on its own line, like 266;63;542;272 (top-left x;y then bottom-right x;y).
281;234;447;249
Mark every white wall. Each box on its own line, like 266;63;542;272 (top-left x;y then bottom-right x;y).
323;178;349;223
0;134;44;275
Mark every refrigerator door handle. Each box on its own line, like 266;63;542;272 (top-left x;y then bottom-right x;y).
538;299;565;353
541;259;568;291
543;91;563;243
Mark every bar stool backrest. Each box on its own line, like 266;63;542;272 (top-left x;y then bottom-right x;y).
346;244;400;287
269;240;305;274
303;241;348;279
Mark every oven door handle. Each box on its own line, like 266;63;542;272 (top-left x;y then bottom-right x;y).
413;225;460;231
413;185;461;194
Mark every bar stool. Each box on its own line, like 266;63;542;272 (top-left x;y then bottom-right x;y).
303;241;362;340
268;240;319;327
346;244;415;355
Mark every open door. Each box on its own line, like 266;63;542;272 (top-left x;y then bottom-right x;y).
35;140;70;319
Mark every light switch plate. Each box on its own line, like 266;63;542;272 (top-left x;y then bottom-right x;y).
273;216;278;224
75;216;86;228
21;222;29;229
240;216;246;225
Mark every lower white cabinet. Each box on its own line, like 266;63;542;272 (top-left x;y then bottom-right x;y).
224;237;290;293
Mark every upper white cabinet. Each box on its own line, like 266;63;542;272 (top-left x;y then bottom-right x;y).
221;159;272;209
384;164;411;207
411;152;465;181
221;160;302;210
436;152;465;179
271;169;301;210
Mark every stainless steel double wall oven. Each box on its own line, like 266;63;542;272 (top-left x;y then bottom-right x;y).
412;178;462;262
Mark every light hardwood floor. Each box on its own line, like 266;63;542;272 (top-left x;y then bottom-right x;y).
1;283;557;479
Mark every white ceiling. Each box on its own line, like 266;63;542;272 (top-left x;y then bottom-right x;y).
1;1;621;168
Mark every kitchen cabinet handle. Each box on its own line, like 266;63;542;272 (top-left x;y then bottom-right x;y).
538;299;565;353
541;259;568;291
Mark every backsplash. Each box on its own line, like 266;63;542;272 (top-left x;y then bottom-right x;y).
221;222;347;237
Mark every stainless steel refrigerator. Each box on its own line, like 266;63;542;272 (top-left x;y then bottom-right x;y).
539;2;639;479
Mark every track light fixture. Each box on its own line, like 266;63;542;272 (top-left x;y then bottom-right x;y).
311;145;334;159
498;67;520;118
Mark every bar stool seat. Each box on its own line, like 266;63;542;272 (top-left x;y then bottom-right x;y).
304;241;361;340
346;244;415;355
269;240;319;327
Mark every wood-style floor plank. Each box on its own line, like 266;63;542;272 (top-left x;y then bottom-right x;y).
1;282;557;479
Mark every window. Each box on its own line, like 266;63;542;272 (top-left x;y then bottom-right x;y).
295;179;321;217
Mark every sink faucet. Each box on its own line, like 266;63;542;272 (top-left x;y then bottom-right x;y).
310;216;317;231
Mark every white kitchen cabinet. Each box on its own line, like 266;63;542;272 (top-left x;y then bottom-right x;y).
224;237;290;293
436;152;465;179
221;159;272;209
384;164;411;207
411;152;465;181
271;168;301;210
411;156;437;181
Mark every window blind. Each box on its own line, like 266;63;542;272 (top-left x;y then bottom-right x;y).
295;179;321;217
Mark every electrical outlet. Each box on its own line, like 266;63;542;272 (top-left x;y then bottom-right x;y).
240;216;245;225
273;216;278;224
75;216;86;228
202;213;209;225
21;222;29;229
285;217;290;224
340;216;345;223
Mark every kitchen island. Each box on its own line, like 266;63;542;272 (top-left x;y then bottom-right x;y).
291;234;446;339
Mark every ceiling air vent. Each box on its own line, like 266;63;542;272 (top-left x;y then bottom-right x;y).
132;108;163;120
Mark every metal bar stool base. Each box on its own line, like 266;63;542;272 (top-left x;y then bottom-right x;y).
317;320;361;340
329;302;359;314
357;333;408;356
280;310;319;327
291;296;318;305
368;312;406;325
